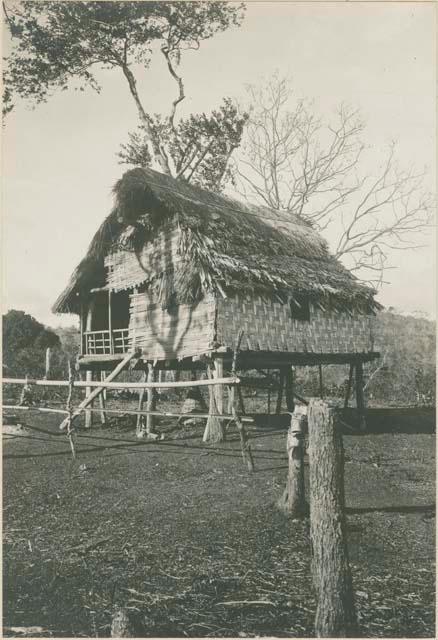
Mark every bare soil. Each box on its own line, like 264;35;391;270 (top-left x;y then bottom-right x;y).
3;400;435;638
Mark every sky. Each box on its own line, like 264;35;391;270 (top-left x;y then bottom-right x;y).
2;1;436;328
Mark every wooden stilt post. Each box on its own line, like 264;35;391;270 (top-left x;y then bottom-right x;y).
108;289;113;354
203;361;225;443
85;370;94;428
230;329;253;470
179;369;208;424
230;389;254;472
146;363;157;434
308;399;357;637
355;361;366;431
285;366;295;413
84;297;95;428
45;347;51;379
98;371;106;425
318;364;324;398
277;405;307;516
214;358;224;415
136;370;147;437
266;368;271;414
227;382;235;416
236;385;246;415
276;368;285;414
344;363;354;409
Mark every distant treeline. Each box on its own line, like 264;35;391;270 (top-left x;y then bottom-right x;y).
2;309;436;407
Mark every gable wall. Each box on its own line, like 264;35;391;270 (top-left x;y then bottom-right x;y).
104;225;181;292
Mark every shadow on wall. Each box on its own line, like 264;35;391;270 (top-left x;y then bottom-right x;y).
131;229;197;361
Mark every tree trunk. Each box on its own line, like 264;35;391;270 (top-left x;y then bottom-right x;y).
277;407;307;517
203;361;225;443
308;399;357;638
121;64;172;176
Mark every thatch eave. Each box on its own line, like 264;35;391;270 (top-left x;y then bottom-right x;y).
53;168;380;315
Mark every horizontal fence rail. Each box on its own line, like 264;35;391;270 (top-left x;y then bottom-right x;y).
2;376;241;390
2;404;254;423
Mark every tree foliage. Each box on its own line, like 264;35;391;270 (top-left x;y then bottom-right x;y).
119;98;248;191
3;1;247;187
233;74;434;285
2;309;60;378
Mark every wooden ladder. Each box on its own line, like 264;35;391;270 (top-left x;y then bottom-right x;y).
59;351;138;431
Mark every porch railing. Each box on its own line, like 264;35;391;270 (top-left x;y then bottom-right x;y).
83;328;130;356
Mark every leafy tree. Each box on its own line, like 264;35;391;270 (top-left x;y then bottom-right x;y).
233;74;434;286
3;1;247;189
119;98;248;191
3;309;60;378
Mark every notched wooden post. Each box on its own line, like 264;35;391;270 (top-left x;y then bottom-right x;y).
277;404;308;517
308;398;357;638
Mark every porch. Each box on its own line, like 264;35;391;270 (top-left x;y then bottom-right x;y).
80;289;131;357
82;328;130;356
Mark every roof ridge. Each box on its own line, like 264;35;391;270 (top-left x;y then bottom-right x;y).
141;168;313;229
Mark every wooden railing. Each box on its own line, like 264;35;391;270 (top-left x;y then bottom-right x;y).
83;328;129;355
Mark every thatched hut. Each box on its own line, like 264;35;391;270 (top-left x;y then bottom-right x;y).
53;168;380;431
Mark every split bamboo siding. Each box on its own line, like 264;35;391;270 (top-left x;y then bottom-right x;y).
129;290;216;360
105;226;374;360
216;295;374;354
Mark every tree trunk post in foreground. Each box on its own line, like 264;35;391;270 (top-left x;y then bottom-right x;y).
308;399;357;638
203;361;225;443
277;404;308;516
355;361;367;431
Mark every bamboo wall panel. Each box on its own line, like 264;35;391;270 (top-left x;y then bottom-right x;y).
105;226;180;292
216;294;375;353
129;291;216;360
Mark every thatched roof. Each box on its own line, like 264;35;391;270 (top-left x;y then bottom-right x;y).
53;168;380;314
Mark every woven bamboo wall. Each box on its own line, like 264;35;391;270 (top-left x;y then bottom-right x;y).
105;225;180;292
216;294;374;353
129;290;216;361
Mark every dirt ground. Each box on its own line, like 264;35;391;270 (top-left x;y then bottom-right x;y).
3;401;436;638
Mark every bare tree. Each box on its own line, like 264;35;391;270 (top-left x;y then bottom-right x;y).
233;74;434;285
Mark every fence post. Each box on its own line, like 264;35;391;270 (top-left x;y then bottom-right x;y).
308;399;357;638
277;404;307;517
